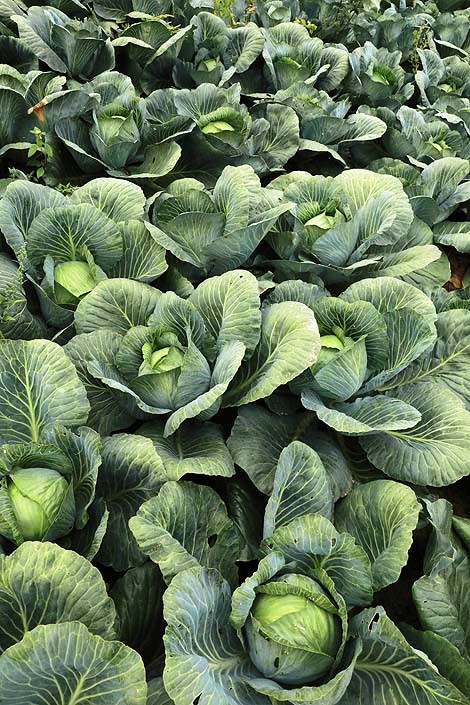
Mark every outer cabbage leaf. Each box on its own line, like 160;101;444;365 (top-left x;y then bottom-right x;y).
130;481;240;586
137;418;235;480
340;607;469;705
335;480;420;590
261;513;373;608
95;434;166;571
0;622;147;704
0;542;116;652
0;340;89;443
163;567;267;705
361;381;470;486
263;441;333;537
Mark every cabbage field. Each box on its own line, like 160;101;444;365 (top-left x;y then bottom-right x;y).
0;0;470;703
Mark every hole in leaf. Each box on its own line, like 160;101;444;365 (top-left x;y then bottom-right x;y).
331;537;337;547
208;534;217;547
368;613;380;631
274;657;280;668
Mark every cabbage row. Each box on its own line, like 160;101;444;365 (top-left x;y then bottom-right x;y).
0;1;469;704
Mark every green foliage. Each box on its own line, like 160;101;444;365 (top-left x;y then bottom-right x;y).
0;0;468;704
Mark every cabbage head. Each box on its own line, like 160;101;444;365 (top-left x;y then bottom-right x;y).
245;573;342;684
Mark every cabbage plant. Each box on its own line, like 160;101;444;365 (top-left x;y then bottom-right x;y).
266;168;441;284
54;71;182;179
12;6;115;80
137;12;264;93
0;425;104;555
53;77;301;181
149;164;293;275
64;269;320;434
0;1;469;704
156;474;465;705
368;105;470;164
261;22;349;93
0;253;47;340
345;42;414;108
0;177;167;329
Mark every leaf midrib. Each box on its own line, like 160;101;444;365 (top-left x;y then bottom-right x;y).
23;350;39;443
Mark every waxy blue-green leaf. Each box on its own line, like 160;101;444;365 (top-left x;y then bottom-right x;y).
0;542;116;652
142;88;194;142
339;276;437;325
164;339;245;437
262;513;373;608
228;405;301;494
309;337;368;402
247;647;360;705
207;173;294;274
223;302;320;406
225;475;264;562
65;497;109;561
147;678;172;705
130;481;240;586
0;622;147;705
419;157;470;224
339;277;437;392
0;339;89;443
313;296;388;369
190;269;261;360
228;404;351;500
64;330;135;434
109;142;181;180
13;7;115;79
266;280;327;309
111;562;165;667
304;170;414;270
0;181;65;254
413;499;470;660
434;221;470;253
453;516;470;551
264;441;333;537
0;255;48;341
335;480;420;590
0;87;37;159
96;434;166;571
231;552;286;630
110;221;167;282
137;418;235;480
360;308;438;393
146;291;205;349
44;424;101;523
70;177;146;222
75;278;161;334
149;212;226;269
220;22;265;84
245;103;300;174
361;381;470;486
402;626;470;699
302;392;422;435
112;17;190;64
379;310;470;407
163;567;267;705
341;608;469;705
